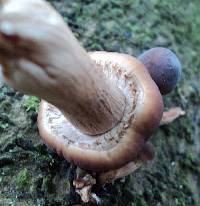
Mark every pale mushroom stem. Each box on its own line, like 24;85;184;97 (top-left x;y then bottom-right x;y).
1;27;126;135
51;29;126;135
0;0;125;136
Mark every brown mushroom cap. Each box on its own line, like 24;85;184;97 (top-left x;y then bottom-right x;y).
38;51;163;171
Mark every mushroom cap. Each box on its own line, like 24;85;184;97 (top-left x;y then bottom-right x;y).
98;142;155;184
38;51;163;171
138;47;182;95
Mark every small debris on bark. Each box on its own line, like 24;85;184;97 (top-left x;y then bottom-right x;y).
160;107;185;125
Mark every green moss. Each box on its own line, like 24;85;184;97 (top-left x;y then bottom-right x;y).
179;152;200;173
23;96;40;112
0;121;9;131
16;168;30;190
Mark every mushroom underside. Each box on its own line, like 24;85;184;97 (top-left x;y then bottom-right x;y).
38;52;163;171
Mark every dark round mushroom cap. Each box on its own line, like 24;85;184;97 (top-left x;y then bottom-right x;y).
138;47;182;95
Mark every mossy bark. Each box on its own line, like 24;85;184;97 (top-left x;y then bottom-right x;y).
1;0;200;205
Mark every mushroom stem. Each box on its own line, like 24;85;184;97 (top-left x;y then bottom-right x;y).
0;0;125;135
44;28;126;135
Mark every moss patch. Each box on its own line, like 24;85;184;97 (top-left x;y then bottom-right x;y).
23;96;40;113
16;168;30;190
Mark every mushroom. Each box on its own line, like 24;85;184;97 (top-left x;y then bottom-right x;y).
138;47;182;95
0;0;164;203
37;51;163;172
137;48;184;126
